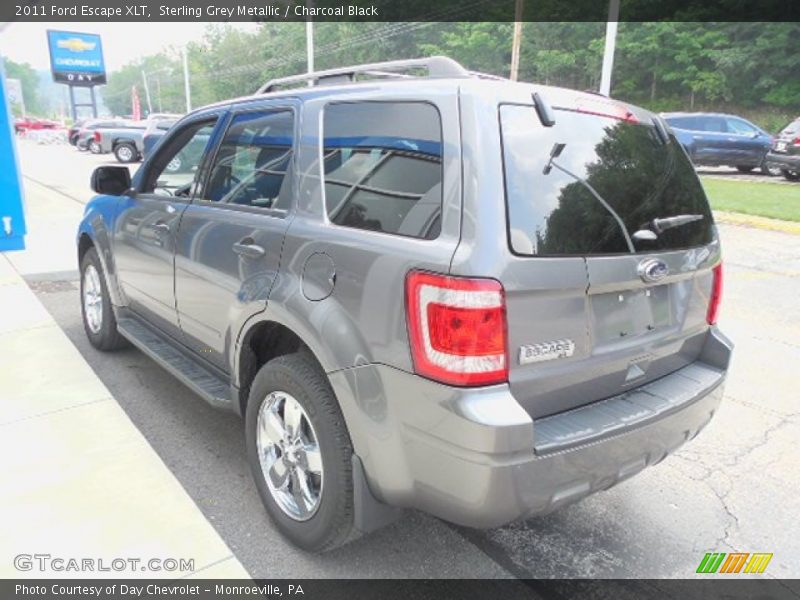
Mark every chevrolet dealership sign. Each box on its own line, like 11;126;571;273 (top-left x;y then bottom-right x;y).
47;30;106;85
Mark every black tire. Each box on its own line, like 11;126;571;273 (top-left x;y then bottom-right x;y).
245;353;356;552
760;162;780;176
781;169;800;182
114;142;138;163
80;247;127;351
736;165;754;173
88;140;101;154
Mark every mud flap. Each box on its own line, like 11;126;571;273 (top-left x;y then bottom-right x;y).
352;454;402;533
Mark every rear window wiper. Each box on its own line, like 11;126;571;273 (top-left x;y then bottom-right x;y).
633;214;705;241
543;143;636;253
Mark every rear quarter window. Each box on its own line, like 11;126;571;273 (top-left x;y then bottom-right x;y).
500;105;714;256
321;101;443;240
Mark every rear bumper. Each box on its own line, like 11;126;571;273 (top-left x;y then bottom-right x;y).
765;151;800;170
329;327;732;528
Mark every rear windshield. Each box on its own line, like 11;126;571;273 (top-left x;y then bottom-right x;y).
500;105;714;256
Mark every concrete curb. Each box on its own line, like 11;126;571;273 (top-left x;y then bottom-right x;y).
714;211;800;236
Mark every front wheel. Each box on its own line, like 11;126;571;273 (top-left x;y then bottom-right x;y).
80;247;127;351
781;168;800;182
165;155;182;173
245;353;356;551
114;142;138;163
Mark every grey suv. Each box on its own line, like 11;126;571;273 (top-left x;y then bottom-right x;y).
77;57;732;551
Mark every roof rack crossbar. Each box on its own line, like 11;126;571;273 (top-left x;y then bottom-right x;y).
257;56;469;94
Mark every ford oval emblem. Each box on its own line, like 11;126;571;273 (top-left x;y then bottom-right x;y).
637;258;669;283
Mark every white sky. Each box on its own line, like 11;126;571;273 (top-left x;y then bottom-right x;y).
0;22;260;72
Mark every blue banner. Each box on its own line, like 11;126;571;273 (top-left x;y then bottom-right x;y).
47;30;106;86
0;59;27;252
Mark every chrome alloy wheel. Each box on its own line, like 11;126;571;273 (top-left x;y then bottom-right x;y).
82;264;103;334
257;391;323;521
117;145;133;161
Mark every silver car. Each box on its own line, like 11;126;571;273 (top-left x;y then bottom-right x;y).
77;57;732;551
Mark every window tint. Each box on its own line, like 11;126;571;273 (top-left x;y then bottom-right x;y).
322;102;442;240
726;118;757;135
500;106;714;256
699;116;727;132
665;117;696;130
142;119;216;196
201;110;293;210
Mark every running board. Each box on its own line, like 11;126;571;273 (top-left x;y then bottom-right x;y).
117;317;233;411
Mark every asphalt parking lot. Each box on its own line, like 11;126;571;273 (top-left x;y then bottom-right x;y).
14;139;800;580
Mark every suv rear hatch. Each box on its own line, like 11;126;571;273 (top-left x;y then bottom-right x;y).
771;118;800;156
498;91;719;418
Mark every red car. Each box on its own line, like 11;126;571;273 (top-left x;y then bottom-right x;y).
14;117;59;134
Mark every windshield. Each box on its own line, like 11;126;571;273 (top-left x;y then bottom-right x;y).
500;105;714;256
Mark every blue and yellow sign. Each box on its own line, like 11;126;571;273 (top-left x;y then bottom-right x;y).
46;30;106;86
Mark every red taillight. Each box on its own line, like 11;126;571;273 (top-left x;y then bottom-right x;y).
707;263;723;325
406;271;508;386
793;136;800;146
93;131;101;142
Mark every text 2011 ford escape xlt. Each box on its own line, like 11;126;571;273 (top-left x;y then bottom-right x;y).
77;57;732;551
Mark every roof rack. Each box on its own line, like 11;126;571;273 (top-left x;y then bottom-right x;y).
257;56;470;94
469;71;509;82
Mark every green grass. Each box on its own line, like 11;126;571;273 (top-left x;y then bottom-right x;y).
701;177;800;222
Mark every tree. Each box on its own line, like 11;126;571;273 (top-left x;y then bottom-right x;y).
3;59;43;115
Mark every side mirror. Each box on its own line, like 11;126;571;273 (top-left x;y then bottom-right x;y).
91;166;131;196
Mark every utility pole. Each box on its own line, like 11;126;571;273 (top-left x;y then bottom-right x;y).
306;20;315;84
599;0;620;97
141;70;153;115
510;0;524;81
182;48;192;112
156;76;162;113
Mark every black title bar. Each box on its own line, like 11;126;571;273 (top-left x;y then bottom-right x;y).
7;0;800;22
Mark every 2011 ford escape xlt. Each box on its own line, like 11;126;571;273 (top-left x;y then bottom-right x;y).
77;57;732;551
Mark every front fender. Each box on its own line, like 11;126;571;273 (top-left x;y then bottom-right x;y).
77;195;125;306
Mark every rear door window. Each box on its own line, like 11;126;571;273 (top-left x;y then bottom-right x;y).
665;116;696;130
201;110;294;210
500;105;714;256
726;118;758;135
322;102;442;240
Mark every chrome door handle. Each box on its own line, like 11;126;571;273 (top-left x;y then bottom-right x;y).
153;221;171;233
232;240;265;258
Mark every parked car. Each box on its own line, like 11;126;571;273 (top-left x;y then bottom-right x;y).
68;120;87;146
92;122;147;163
75;119;134;153
78;57;731;552
14;117;59;134
96;115;184;164
662;112;776;174
764;116;800;181
141;115;181;160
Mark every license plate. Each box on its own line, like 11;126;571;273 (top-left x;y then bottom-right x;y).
776;142;787;152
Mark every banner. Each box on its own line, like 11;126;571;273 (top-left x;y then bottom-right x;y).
131;85;141;121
